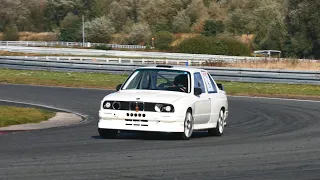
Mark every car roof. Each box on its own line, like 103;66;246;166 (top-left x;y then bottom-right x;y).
137;65;206;73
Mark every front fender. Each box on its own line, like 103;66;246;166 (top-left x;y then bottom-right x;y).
173;96;197;117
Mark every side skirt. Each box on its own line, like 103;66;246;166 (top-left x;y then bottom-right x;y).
194;123;216;130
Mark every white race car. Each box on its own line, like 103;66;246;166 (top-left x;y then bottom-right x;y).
98;65;228;140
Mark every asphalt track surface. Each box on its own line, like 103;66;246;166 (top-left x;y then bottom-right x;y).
0;84;320;180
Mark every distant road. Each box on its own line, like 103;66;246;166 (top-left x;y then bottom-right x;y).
0;45;265;61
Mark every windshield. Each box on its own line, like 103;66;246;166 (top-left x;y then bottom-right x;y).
122;69;191;93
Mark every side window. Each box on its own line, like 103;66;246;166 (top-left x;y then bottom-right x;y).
207;74;218;93
201;72;217;93
194;73;206;93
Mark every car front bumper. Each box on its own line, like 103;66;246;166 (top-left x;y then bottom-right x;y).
98;110;185;133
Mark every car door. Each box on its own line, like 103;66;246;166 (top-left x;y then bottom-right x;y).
193;72;211;124
201;72;225;124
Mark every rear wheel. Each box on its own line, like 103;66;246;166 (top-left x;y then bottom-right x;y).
208;110;225;136
98;128;118;139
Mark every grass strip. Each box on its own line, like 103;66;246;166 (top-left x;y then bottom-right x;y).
0;106;55;127
0;68;319;99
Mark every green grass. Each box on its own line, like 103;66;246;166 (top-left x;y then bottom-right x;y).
0;69;128;89
0;106;55;127
219;81;320;98
1;68;319;99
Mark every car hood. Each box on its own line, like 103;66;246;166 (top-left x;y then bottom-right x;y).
103;90;189;104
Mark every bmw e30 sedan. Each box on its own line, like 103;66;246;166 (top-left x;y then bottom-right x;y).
98;65;228;140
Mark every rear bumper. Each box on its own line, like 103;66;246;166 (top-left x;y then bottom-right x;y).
98;110;185;133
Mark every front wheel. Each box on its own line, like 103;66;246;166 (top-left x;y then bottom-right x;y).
98;128;118;139
175;110;194;140
208;110;225;136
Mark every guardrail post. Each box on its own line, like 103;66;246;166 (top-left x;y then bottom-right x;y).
46;56;48;60
130;59;133;63
142;59;145;64
165;59;168;64
118;58;122;63
68;57;71;61
188;60;191;66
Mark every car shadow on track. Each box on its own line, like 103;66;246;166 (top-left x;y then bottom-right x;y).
91;131;212;141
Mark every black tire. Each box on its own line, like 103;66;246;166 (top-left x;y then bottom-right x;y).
208;110;224;136
98;128;118;139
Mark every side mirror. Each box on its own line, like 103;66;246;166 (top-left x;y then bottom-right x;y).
194;87;202;96
217;83;224;91
116;84;122;91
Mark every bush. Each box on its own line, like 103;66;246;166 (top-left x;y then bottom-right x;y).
94;45;112;50
201;19;225;37
145;44;152;50
127;23;151;45
220;38;251;56
59;13;82;42
85;16;115;43
172;10;191;33
154;31;175;50
175;36;251;56
3;24;19;41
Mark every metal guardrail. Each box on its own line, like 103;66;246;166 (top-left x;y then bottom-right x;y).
0;41;146;49
1;56;211;66
1;56;319;85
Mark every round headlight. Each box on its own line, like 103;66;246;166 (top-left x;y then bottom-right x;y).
104;102;111;109
164;106;172;112
155;104;163;112
112;102;121;110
